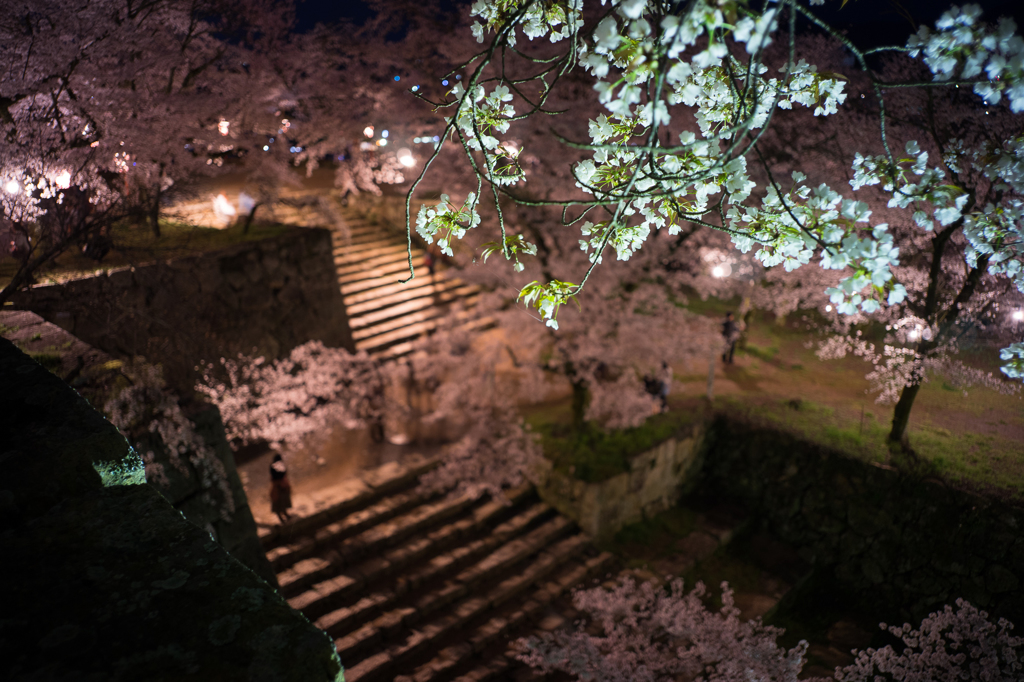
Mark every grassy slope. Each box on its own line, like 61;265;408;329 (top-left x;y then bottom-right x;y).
525;305;1024;499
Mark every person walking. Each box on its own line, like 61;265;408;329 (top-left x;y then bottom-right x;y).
657;361;672;413
722;311;739;364
269;454;292;524
423;246;437;278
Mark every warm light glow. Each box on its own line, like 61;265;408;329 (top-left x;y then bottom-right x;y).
212;193;236;223
1013;310;1024;322
825;305;832;312
363;126;374;138
397;148;415;167
218;120;230;136
55;170;71;189
90;140;100;148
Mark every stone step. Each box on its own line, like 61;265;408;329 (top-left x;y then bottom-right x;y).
417;551;616;682
343;276;465;308
342;533;589;682
336;248;424;276
353;312;464;354
348;288;480;332
258;457;438;553
285;492;484;609
346;280;473;317
351;294;479;342
337;256;430;286
314;501;553;638
335;516;577;671
273;488;434;585
335;242;415;262
371;316;496;362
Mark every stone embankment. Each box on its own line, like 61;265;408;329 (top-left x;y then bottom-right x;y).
1;338;342;681
11;226;352;393
0;309;276;585
700;415;1024;624
261;457;615;682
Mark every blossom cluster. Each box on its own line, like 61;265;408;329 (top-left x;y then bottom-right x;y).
196;341;391;448
105;361;235;522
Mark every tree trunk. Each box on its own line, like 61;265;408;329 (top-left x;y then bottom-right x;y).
570;378;588;431
242;203;260;234
889;381;922;444
149;183;162;238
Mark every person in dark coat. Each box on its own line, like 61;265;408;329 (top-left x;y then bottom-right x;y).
269;454;292;524
722;311;739;364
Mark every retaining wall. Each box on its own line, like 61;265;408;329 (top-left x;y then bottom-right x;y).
12;227;352;393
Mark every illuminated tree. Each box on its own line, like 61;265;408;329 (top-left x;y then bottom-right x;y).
399;0;1024;445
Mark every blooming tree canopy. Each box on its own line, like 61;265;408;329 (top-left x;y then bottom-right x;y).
400;0;1024;404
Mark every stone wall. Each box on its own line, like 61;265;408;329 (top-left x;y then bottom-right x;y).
1;337;343;681
699;415;1024;624
1;310;277;586
12;227;352;394
536;423;705;541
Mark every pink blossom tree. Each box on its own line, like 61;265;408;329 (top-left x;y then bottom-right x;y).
835;599;1023;682
195;341;393;450
396;0;1024;449
105;360;235;522
516;576;1023;682
515;577;810;682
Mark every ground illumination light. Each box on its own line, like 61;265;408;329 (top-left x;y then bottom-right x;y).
4;179;19;194
218;120;230;136
363;126;374;138
1013;310;1024;322
397;148;414;167
711;265;725;278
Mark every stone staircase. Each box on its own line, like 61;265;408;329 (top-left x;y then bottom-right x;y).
332;208;489;359
260;457;614;682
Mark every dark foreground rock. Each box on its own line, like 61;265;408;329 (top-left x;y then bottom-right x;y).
0;337;344;681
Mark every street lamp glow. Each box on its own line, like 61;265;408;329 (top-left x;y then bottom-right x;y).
908;328;920;341
825;305;832;312
1013;310;1024;322
363;126;374;138
55;170;71;189
397;148;414;167
4;179;19;194
711;265;725;278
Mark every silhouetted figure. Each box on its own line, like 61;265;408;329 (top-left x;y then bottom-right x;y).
658;361;672;412
722;311;739;364
423;247;436;277
269;454;292;524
